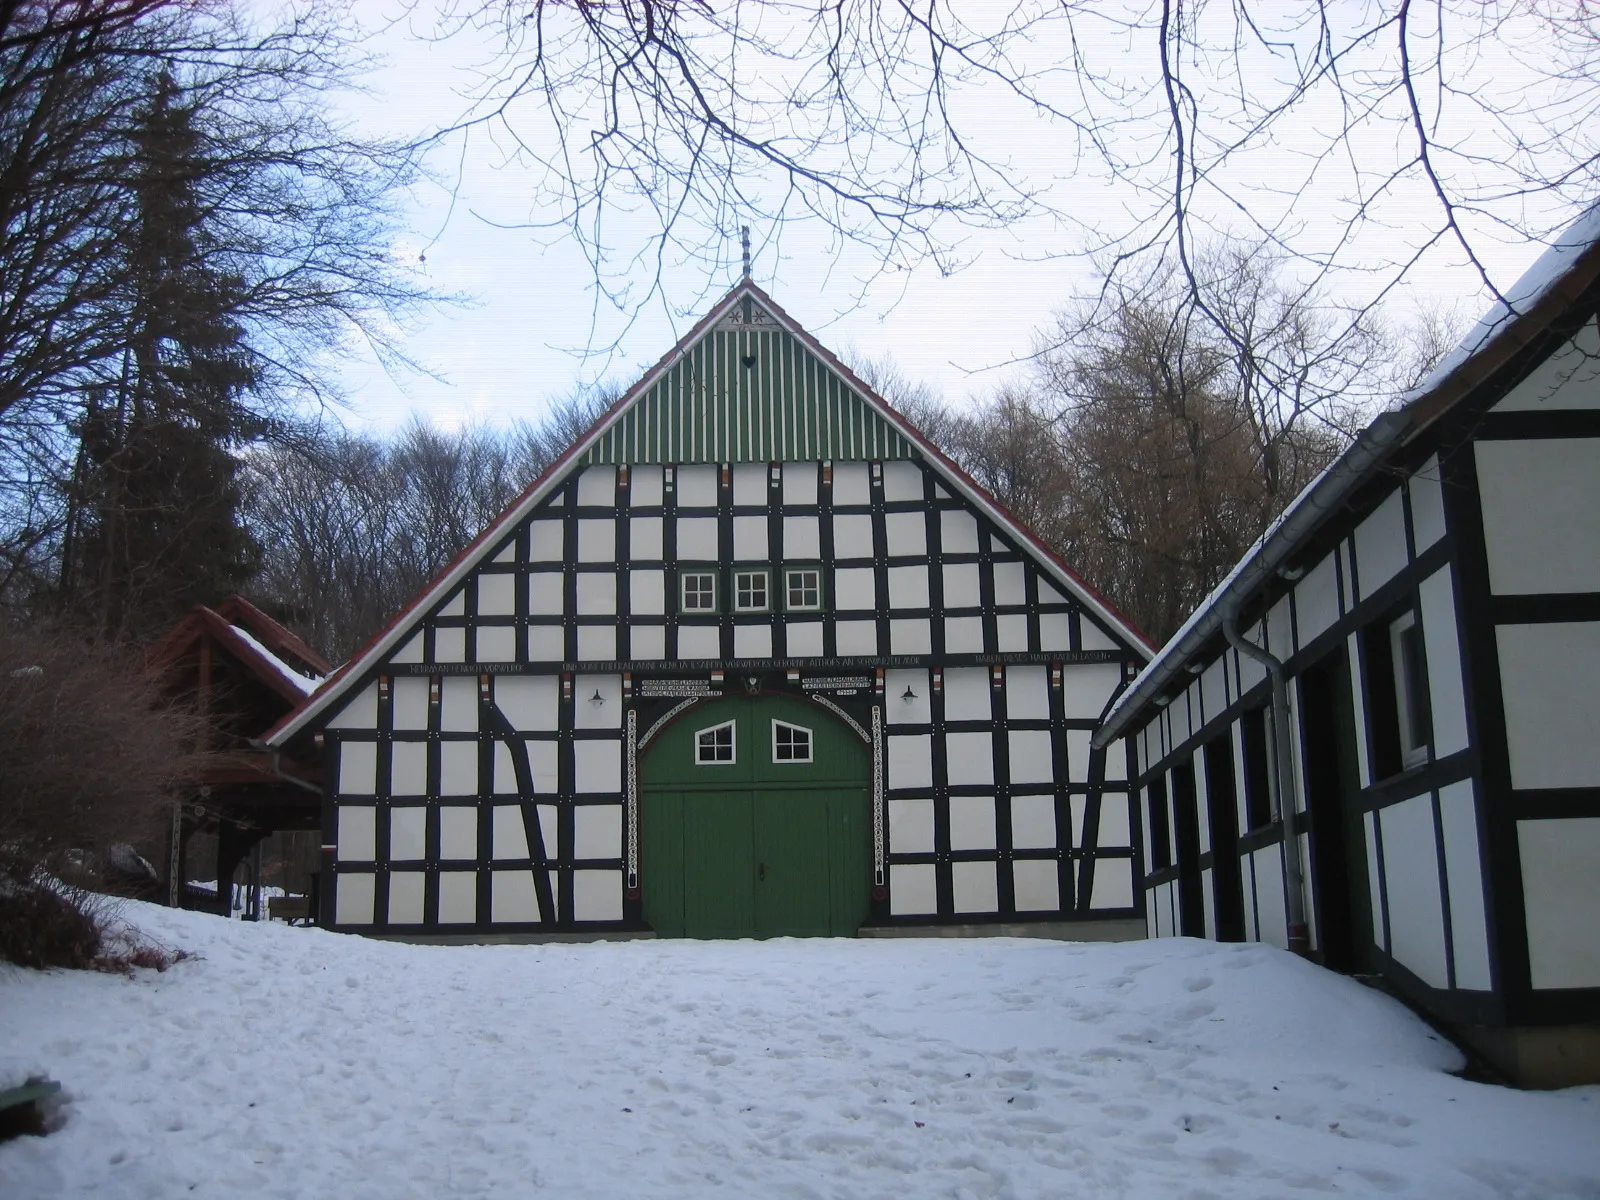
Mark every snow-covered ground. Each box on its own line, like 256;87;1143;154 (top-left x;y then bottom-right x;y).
2;903;1597;1199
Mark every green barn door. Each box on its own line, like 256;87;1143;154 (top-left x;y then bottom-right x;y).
641;693;870;938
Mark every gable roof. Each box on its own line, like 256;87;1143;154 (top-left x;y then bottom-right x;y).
1095;204;1600;747
148;596;328;709
264;280;1153;747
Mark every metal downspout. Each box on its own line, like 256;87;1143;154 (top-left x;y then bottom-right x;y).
1223;604;1310;955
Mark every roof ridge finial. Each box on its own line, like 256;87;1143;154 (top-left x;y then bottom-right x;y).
740;225;751;280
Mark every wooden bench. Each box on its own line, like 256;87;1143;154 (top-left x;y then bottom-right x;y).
269;896;311;925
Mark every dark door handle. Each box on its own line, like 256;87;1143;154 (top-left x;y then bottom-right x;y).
758;862;766;882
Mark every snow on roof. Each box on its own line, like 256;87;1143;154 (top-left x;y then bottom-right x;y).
231;625;321;696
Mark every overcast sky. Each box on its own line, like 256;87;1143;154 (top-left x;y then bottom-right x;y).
312;2;1584;435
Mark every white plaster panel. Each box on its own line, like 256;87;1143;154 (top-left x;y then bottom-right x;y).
677;517;719;561
882;460;923;502
833;462;871;506
390;741;428;796
783;516;820;560
439;806;477;859
493;805;529;859
1011;795;1057;850
631;516;663;559
1252;845;1288;949
677;624;721;658
631;624;666;661
1007;664;1050;720
944;617;984;653
948;796;997;851
335;873;374;925
492;539;516;563
996;614;1029;652
631;570;665;615
527;625;564;661
943;563;980;608
733;515;767;560
631;465;663;506
1493;323;1600;411
993;561;1027;606
889;798;936;854
1379;793;1449;988
574;739;622;793
391;632;424;664
1062;663;1122;720
1039;612;1072;652
1266;596;1292;661
1518;817;1600;989
884;511;926;556
573;870;623;921
339;741;376;794
576;572;617;615
577;465;616;507
495;676;559;731
1497;621;1600;789
1409;457;1447;551
946;733;995;786
785;622;823;657
1295;553;1340;648
888;734;933;790
1199;659;1227;728
577;625;616;662
890;619;931;655
575;804;622;860
940;509;979;554
433;627;465;664
1353;488;1408;599
952;861;999;914
493;742;517;794
1476;438;1600;594
1418;566;1469;758
1091;859;1133;910
476;573;517;618
1012;860;1059;913
574;674;623;729
1437;780;1490;990
338;805;375;861
388;872;424;924
888;565;929;609
440;676;477;732
943;667;990;721
676;464;718;507
732;462;766;506
734;623;772;659
437;872;476;924
1065;729;1092;784
889;863;937;915
528;573;564;616
1104;741;1128;783
1099;794;1131;848
476;626;515;663
439;593;465;618
783;461;818;506
491;871;540;923
439;741;477;796
1008;730;1055;785
1203;869;1216;939
1080;622;1117;652
537;804;558;852
528;741;559;794
835;621;878;656
833;513;875;559
834;567;877;611
528;519;564;562
886;670;932;724
1237;632;1267;694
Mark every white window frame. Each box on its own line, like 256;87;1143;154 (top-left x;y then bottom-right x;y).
784;567;823;612
1389;610;1430;769
695;720;737;765
733;568;770;613
771;720;813;764
680;570;717;614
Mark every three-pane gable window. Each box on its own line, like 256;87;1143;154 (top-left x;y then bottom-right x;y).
696;721;735;763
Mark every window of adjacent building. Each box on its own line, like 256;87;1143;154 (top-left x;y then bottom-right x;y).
1240;706;1273;831
772;721;813;763
785;567;823;611
1363;606;1432;778
734;569;770;613
696;721;735;763
680;570;717;613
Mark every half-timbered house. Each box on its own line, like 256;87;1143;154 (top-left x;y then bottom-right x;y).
264;282;1152;943
1095;207;1600;1086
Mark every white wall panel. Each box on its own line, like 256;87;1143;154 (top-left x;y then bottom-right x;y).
1104;739;1128;783
574;740;622;792
677;624;720;658
884;511;927;556
390;741;427;796
943;667;990;720
391;633;424;664
1099;794;1131;848
578;519;615;563
575;804;622;859
783;461;818;505
388;872;424;924
528;519;564;562
948;796;997;850
732;462;766;505
330;684;379;732
1497;621;1600;789
493;805;529;859
573;870;624;921
952;861;998;913
496;676;558;731
733;515;767;560
1295;553;1340;648
1039;611;1072;651
439;593;465;618
1199;659;1227;728
1437;780;1490;991
1379;793;1449;988
677;517;719;560
1006;665;1050;720
335;873;374;924
1080;622;1117;652
1012;860;1060;912
440;676;477;732
537;803;558;851
1062;663;1122;720
338;805;376;861
476;627;515;662
833;462;871;505
1064;730;1092;783
1418;566;1469;758
946;733;995;785
528;625;564;661
677;464;717;506
631;466;663;506
942;563;980;607
889;864;937;914
577;465;615;506
783;516;820;560
993;561;1027;606
888;565;929;609
439;741;477;796
491;871;540;922
631;624;666;660
944;617;984;653
1202;869;1216;940
1492;323;1600;411
1409;457;1447;551
528;573;564;616
437;872;477;924
631;570;665;616
339;741;377;794
1252;845;1287;949
439;806;477;858
889;798;935;853
1011;795;1056;849
1091;859;1133;910
433;628;465;663
940;509;979;554
576;625;616;662
888;734;933;790
835;621;877;656
882;460;923;502
785;622;823;657
995;615;1029;651
1008;730;1055;785
1353;488;1408;599
886;670;932;724
630;516;663;559
492;743;518;794
834;567;877;610
493;539;516;563
1475;438;1600;594
1518;817;1600;989
528;741;559;794
576;572;617;615
833;514;875;558
734;624;772;658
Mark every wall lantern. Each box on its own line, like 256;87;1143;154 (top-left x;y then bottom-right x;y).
589;689;606;708
901;685;918;703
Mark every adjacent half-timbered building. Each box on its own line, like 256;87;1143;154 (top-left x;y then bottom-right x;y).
264;282;1152;943
1095;208;1600;1086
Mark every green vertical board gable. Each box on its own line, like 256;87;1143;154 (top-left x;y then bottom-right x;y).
581;324;916;465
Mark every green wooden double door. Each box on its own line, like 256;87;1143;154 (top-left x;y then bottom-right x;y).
641;693;871;938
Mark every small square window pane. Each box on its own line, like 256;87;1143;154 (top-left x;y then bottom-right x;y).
682;572;716;612
786;568;822;610
735;570;769;612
